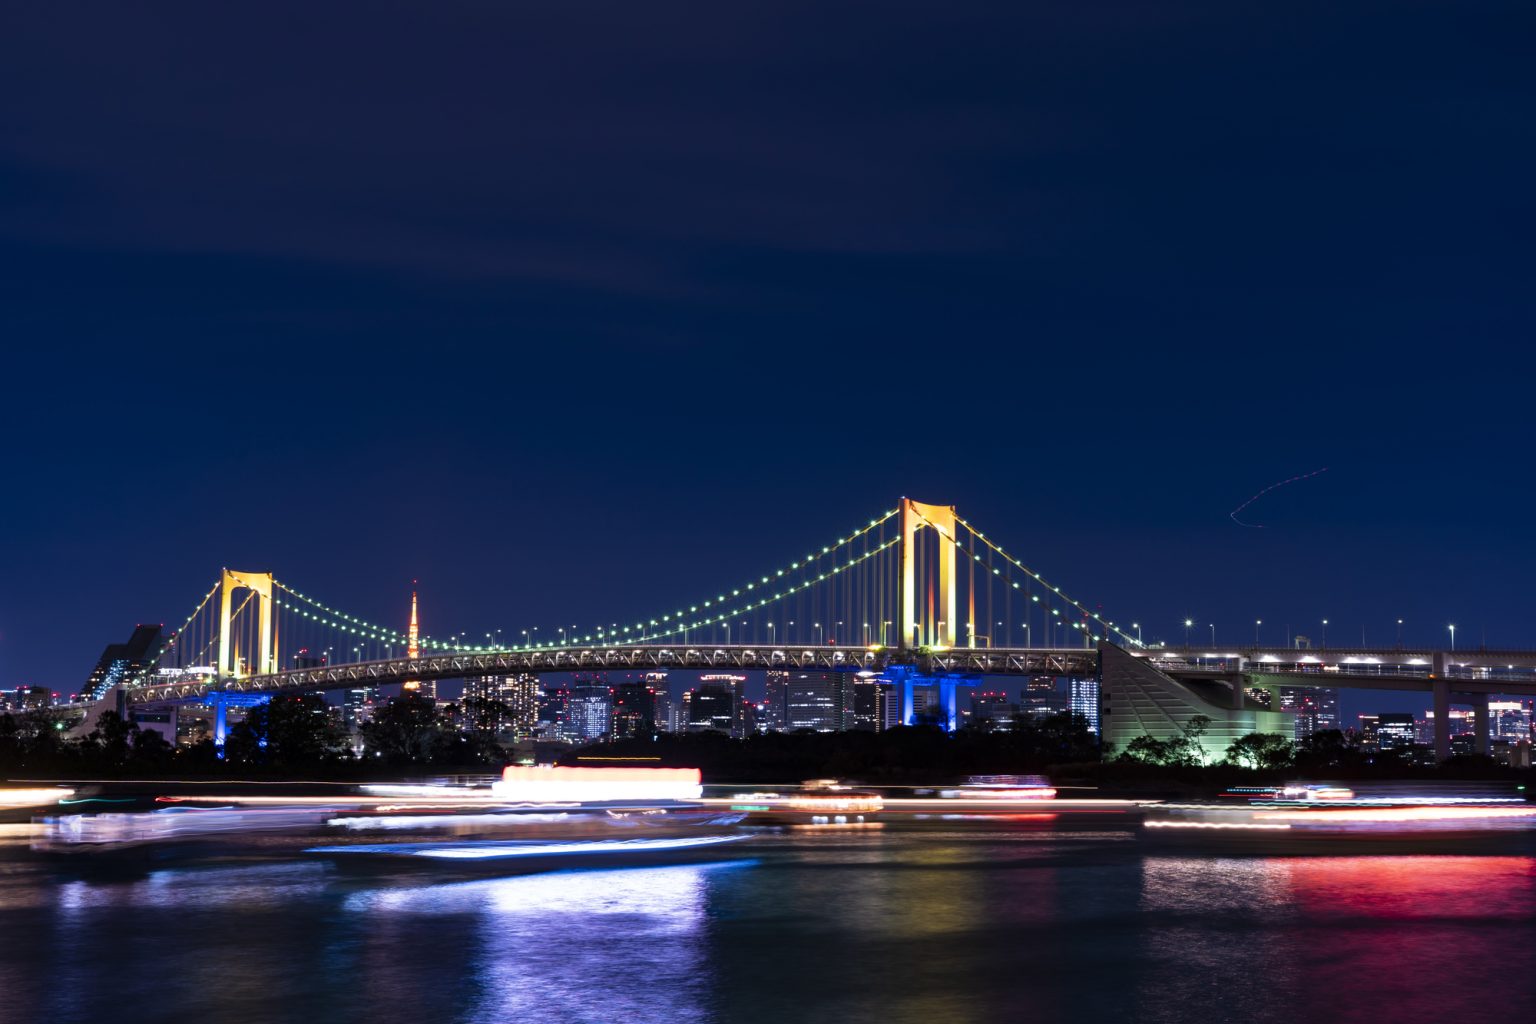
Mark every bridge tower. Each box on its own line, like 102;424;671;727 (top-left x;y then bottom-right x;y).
216;569;275;678
892;499;976;730
897;498;958;651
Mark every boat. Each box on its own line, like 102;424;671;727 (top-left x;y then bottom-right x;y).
305;832;754;875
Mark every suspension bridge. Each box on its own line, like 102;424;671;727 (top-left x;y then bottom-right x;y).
112;499;1129;701
79;497;1536;759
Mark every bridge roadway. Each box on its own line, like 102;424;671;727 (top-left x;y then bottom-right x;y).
128;645;1104;702
126;643;1536;703
1146;646;1536;696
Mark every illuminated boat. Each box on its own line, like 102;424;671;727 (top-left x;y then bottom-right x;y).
734;780;884;826
33;805;339;852
305;832;754;874
491;765;704;804
325;805;746;833
0;787;75;824
938;775;1057;800
1141;799;1536;855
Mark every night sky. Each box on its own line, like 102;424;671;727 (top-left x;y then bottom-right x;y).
3;2;1533;717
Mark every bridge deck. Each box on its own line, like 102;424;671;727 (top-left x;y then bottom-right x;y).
125;644;1536;703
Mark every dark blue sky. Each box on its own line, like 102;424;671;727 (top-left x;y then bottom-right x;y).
2;2;1533;717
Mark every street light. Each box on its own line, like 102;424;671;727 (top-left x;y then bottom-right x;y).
1321;619;1329;648
1254;620;1262;646
1209;623;1216;646
1396;619;1403;648
1133;622;1142;645
1184;618;1193;647
1449;624;1456;651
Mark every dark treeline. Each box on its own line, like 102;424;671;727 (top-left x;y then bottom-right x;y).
0;694;507;778
5;700;1530;794
561;713;1103;784
568;717;1534;794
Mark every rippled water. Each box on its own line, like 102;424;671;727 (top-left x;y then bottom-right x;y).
2;827;1534;1024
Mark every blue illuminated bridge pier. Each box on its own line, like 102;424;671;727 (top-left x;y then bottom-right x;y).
83;498;1536;761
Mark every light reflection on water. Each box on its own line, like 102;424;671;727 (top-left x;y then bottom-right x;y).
0;833;1532;1024
344;864;743;1024
1135;855;1536;1024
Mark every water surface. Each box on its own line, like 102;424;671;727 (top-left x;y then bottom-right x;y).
2;826;1533;1024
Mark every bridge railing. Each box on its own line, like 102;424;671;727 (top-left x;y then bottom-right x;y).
126;644;1105;702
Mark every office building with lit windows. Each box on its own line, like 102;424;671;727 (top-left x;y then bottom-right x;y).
785;672;854;732
1376;713;1416;750
1068;677;1099;734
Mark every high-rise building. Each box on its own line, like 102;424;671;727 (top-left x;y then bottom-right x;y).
610;682;658;738
1377;712;1416;750
763;671;790;732
500;674;539;739
459;674;536;737
1423;709;1476;745
540;685;571;740
1279;687;1339;741
1356;714;1380;750
1023;677;1067;720
878;683;900;731
1491;701;1533;742
18;686;53;710
1068;677;1099;734
969;690;1019;730
343;686;377;731
905;685;947;727
565;677;612;743
84;624;164;699
686;683;737;734
785;672;853;732
851;675;883;731
653;690;678;733
698;674;747;737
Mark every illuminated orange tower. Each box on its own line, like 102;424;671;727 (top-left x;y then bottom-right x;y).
403;583;434;698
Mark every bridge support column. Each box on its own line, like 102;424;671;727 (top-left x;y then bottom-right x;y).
213;693;228;760
1432;679;1451;762
938;677;959;734
1470;695;1491;757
